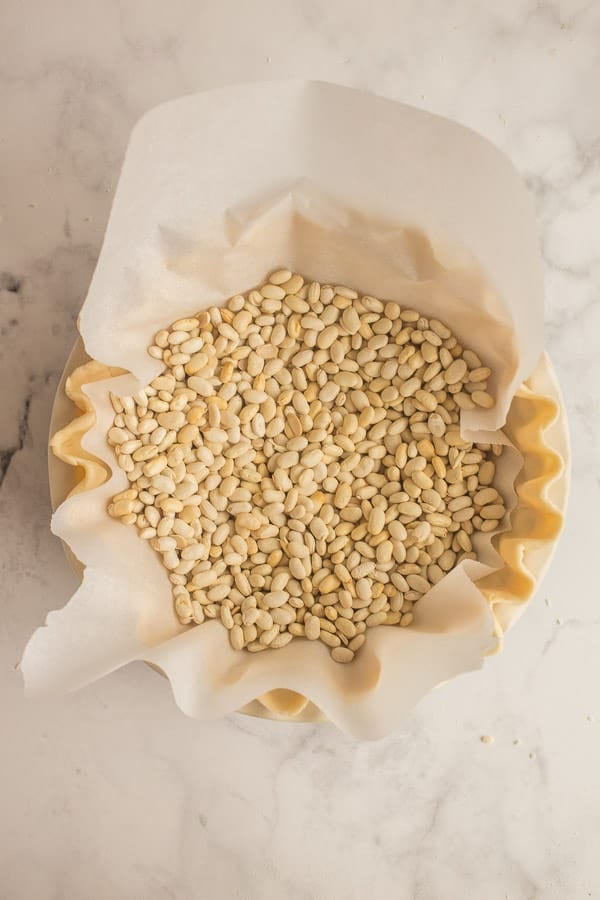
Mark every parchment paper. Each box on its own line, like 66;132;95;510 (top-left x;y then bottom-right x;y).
22;82;544;739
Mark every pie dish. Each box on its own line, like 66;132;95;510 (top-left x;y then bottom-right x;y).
48;339;568;722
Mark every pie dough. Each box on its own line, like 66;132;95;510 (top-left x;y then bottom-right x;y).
49;351;565;720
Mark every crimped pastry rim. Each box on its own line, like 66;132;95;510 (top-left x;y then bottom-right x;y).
48;340;568;722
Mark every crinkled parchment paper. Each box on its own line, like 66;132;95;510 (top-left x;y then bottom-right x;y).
23;82;548;739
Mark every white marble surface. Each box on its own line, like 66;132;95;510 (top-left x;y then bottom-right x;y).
1;1;599;897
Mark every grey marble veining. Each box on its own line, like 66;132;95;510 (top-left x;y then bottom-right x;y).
1;2;599;898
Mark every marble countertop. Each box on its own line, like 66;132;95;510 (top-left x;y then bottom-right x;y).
2;2;599;898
